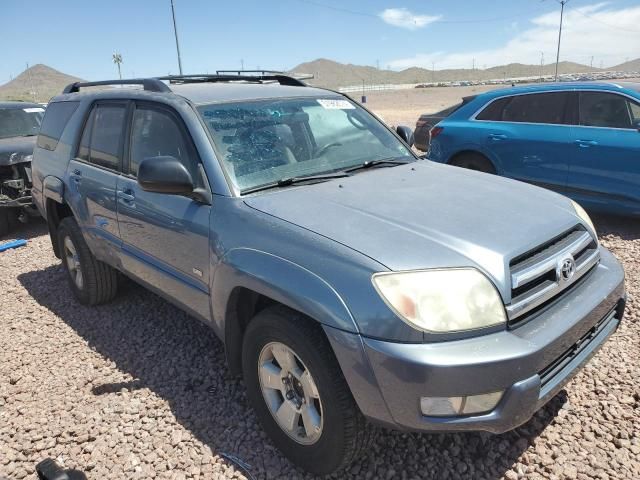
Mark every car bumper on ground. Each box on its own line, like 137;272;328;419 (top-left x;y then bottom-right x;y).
326;247;625;434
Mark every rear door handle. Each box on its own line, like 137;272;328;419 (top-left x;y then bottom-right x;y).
575;139;598;147
117;190;135;202
488;133;507;141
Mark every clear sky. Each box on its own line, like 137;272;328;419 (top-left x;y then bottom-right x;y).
2;0;639;83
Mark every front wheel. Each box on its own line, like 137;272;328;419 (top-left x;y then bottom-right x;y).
242;306;374;475
0;208;18;238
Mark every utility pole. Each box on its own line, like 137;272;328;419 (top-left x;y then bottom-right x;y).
241;59;244;70
432;61;435;83
112;52;123;80
590;56;594;71
540;52;545;82
26;63;37;102
554;0;570;81
170;0;184;75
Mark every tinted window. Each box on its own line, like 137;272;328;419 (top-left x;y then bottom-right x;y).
129;106;198;181
579;92;634;129
88;105;126;170
37;101;79;150
475;97;510;121
77;109;95;161
502;92;569;124
630;102;640;124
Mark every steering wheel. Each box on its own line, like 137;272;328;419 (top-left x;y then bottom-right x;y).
315;142;342;157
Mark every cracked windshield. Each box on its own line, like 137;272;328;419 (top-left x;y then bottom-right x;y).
198;97;413;192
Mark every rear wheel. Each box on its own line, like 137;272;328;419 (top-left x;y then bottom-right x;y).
450;152;496;174
242;306;374;475
57;217;118;305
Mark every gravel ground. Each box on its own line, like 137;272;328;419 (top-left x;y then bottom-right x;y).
1;216;639;480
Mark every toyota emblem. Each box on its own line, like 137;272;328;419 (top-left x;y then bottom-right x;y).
557;256;576;283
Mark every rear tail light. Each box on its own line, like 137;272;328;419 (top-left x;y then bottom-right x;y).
430;126;444;139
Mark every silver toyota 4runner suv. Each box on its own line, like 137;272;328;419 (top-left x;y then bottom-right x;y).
32;74;626;475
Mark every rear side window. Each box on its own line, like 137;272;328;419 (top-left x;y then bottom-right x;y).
579;92;635;129
78;104;126;170
475;97;510;121
476;93;570;124
37;101;79;151
502;92;569;124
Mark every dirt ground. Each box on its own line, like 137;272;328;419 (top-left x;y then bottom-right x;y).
361;84;500;127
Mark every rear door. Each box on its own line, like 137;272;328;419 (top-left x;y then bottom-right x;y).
567;91;640;213
475;91;573;192
66;101;127;263
116;101;211;321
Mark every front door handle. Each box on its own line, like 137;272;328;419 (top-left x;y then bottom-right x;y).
70;169;82;183
117;190;135;202
488;133;507;141
575;139;598;148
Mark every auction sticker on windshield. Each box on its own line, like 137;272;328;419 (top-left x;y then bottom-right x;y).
317;99;355;109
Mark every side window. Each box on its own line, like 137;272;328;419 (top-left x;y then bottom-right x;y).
630;101;640;125
87;104;126;170
37;101;79;151
579;92;633;129
475;97;510;121
77;108;95;161
501;92;569;124
129;106;199;182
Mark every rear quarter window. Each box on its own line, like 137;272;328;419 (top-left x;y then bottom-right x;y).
37;101;80;151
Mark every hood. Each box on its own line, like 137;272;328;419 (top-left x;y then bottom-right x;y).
245;161;583;300
0;136;36;164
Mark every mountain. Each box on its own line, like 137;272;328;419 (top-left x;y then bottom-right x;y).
611;58;640;72
290;58;640;89
0;64;83;102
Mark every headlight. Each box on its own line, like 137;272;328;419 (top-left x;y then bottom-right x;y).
570;200;596;235
372;268;506;333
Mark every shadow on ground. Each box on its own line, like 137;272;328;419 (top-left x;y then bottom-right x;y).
1;217;48;242
19;263;565;479
592;212;640;240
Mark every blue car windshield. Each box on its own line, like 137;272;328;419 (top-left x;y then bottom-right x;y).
197;97;414;192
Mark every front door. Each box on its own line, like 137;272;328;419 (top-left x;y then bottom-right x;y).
568;91;640;214
116;102;211;321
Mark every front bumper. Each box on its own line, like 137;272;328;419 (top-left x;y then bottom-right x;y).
326;247;625;434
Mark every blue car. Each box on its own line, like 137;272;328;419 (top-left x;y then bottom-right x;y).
428;82;640;216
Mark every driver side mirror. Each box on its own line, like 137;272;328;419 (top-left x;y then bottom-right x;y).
396;125;415;147
137;156;194;195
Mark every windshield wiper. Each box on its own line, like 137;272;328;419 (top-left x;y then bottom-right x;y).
240;171;351;195
344;157;412;173
19;134;37;137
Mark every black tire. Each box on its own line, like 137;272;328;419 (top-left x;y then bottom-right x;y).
57;217;118;305
450;152;496;174
0;209;18;238
242;306;374;476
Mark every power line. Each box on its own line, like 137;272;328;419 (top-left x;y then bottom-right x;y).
565;4;640;34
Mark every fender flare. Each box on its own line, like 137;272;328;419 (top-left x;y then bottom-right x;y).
42;175;65;205
212;248;360;373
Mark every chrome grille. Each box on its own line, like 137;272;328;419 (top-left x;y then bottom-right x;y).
507;226;600;324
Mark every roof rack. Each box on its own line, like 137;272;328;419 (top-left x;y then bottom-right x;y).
62;79;171;94
158;71;313;87
61;71;315;95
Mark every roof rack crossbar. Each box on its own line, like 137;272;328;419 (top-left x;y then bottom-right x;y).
156;74;308;87
62;79;171;94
